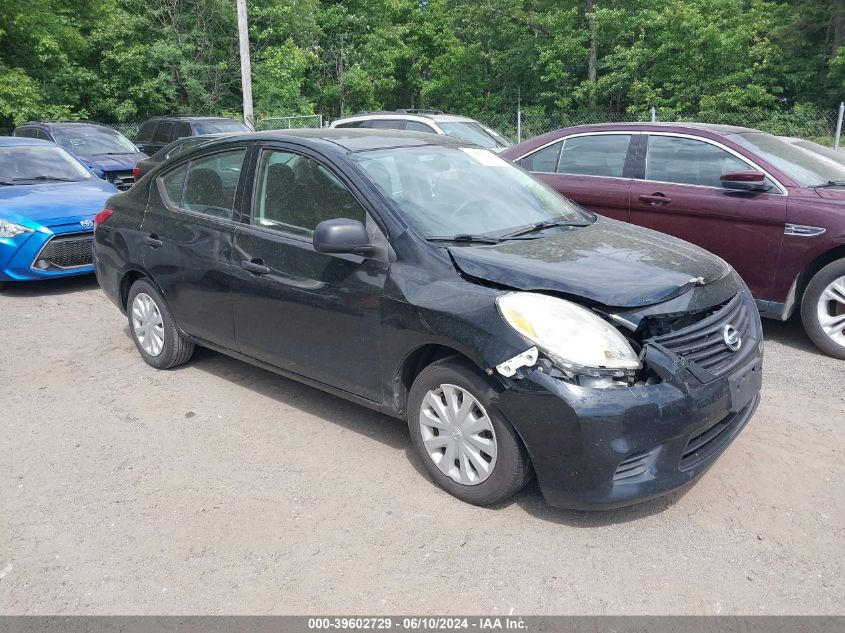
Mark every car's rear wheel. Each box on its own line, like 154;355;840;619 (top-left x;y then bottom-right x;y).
407;357;532;506
801;259;845;359
127;278;194;369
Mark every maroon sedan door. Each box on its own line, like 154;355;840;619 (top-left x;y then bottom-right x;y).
629;134;786;299
517;133;635;222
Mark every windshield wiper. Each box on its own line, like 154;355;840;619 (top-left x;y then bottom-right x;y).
13;176;76;182
810;180;845;188
427;234;501;244
500;218;587;239
0;181;14;186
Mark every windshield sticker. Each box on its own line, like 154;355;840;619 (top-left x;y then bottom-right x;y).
459;147;508;167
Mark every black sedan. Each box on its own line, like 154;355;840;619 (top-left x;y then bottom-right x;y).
93;130;763;510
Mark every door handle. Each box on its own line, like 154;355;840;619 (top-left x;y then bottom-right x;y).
241;259;271;275
143;234;163;248
638;194;672;207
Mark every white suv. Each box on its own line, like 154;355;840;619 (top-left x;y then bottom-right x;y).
329;109;512;152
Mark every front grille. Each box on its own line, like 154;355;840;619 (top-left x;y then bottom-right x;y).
33;233;94;270
679;400;753;470
613;447;660;482
107;170;134;190
652;293;752;380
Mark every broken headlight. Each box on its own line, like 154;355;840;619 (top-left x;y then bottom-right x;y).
496;292;641;378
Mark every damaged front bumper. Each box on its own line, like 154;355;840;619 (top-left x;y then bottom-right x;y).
493;320;763;511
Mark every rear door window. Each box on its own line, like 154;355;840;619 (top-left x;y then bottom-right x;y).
160;149;246;220
645;135;751;188
557;134;633;178
368;120;405;130
404;121;436;133
174;122;192;139
153;122;175;144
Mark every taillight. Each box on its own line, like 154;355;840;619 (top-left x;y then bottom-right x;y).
132;166;140;180
94;209;113;228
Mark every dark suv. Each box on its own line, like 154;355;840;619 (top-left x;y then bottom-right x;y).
94;129;762;510
13;121;146;190
134;116;251;155
504;123;845;359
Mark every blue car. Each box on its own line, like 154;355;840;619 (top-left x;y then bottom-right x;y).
0;137;118;289
13;121;147;190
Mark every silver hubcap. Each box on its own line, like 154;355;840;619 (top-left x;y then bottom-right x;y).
131;292;165;357
817;275;845;348
419;384;497;486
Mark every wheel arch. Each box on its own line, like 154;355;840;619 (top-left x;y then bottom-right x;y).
119;268;167;313
788;244;845;318
392;343;500;417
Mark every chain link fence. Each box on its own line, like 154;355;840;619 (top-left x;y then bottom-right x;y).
255;114;323;131
476;108;844;147
10;108;842;148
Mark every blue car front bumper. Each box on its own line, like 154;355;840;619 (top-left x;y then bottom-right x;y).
0;220;95;282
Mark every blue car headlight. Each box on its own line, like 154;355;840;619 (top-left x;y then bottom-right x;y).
0;219;34;238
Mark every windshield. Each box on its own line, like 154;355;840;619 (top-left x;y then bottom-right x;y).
193;120;251;134
438;121;511;149
793;139;845;167
0;145;93;184
728;132;845;187
352;145;586;238
53;126;138;155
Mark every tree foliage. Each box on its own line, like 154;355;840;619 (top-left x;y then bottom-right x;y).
0;0;843;129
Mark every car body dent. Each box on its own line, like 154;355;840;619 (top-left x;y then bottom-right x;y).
447;216;733;308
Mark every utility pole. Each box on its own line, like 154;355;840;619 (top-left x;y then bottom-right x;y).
236;0;254;130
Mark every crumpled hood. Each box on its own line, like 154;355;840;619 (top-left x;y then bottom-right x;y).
0;179;117;226
77;152;146;171
448;216;732;308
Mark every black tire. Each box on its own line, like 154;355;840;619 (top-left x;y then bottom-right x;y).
407;357;532;506
126;278;195;369
800;259;845;360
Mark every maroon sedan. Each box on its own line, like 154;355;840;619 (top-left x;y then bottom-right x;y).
503;123;845;359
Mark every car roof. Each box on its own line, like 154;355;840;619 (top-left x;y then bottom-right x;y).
333;112;477;125
146;115;240;122
560;121;758;135
204;128;472;153
18;121;116;131
0;136;54;147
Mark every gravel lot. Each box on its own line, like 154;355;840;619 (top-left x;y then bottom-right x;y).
1;276;843;615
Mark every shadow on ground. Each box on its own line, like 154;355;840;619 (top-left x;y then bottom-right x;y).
150;342;689;527
0;274;99;297
761;314;821;356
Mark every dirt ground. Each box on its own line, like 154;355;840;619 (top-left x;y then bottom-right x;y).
1;275;843;615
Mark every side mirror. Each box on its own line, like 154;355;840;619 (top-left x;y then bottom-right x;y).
313;218;375;256
720;170;771;192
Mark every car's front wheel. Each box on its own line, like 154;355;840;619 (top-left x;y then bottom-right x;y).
801;259;845;359
407;358;532;506
127;278;195;369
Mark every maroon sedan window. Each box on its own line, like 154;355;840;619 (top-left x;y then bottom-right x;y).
520;141;562;172
557;134;632;177
645;136;749;188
